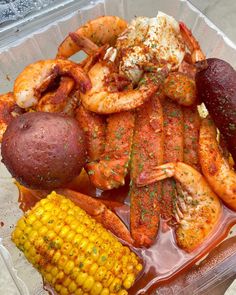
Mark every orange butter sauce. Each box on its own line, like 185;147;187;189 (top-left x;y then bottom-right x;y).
17;169;236;294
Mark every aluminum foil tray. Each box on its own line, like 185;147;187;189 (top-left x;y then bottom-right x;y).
0;0;236;294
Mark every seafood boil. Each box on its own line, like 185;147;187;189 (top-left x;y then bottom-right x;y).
0;11;236;295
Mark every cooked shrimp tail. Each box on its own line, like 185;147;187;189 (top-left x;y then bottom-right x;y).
179;21;205;63
57;16;127;59
137;162;222;252
69;32;99;55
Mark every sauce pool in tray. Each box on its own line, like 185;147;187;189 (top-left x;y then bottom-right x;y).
17;171;236;294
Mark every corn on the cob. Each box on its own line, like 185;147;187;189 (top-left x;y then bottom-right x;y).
12;191;142;295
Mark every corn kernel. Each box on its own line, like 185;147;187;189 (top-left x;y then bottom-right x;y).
83;275;95;292
61;242;72;255
28;230;38;243
76;272;88;286
112;261;122;275
100;288;109;295
76;224;86;234
17;218;26;230
60;286;68;295
65;213;75;222
71;267;80;280
109;278;122;292
32;220;42;230
64;260;74;274
60;203;69;211
55;284;62;292
95;266;107;281
51;266;58;277
73;234;82;246
38;225;48;236
45;230;56;241
83;257;93;270
58;211;67;220
12;228;22;239
54;221;64;234
53;236;63;249
136;263;143;272
45;273;53;283
90;282;103;295
88;232;99;243
56;270;64;282
74;288;84;295
59;226;70;239
41;212;51;224
23;241;31;251
44;202;54;211
123;274;135;289
104;273;114;288
89;263;98;276
66;231;75;242
97;253;108;266
68;281;77;293
52;251;61;264
118;290;128;295
70;220;80;231
34;206;44;217
63;277;71;287
79;238;89;251
58;255;68;269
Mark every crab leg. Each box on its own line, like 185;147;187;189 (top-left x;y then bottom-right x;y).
75;104;106;162
183;105;201;171
86;111;135;190
130;93;164;247
55;188;133;244
160;97;184;220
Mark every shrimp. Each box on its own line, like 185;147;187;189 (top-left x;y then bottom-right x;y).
56;16;127;59
199;117;236;211
36;77;75;113
179;22;205;64
80;61;167;114
86;111;135;190
160;97;184;220
137;162;222;252
14;59;91;109
130;94;164;247
0;92;24;142
75;104;106;162
164;72;196;106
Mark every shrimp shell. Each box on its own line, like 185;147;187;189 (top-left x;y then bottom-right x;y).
80;62;167;114
199;117;236;211
14;59;91;109
57;16;127;59
137;162;222;252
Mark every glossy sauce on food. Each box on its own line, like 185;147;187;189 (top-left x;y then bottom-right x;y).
18;170;236;295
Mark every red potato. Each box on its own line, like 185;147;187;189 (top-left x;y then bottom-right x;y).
1;112;86;189
196;58;236;163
